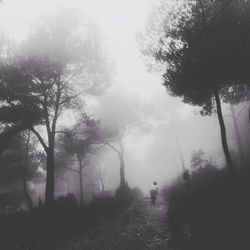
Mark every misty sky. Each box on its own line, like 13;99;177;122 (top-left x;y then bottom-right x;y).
0;0;234;193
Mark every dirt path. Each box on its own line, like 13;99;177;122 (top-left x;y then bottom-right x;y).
69;197;171;250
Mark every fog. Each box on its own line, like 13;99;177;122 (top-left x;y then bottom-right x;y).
0;0;246;198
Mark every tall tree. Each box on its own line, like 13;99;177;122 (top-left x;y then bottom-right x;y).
0;10;111;205
140;0;250;172
95;92;144;188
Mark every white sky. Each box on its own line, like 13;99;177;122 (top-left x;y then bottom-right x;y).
0;0;162;100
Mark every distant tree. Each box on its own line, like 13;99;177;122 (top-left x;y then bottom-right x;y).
17;131;34;210
58;115;103;204
0;131;43;210
96;163;105;192
0;124;33;155
140;0;250;172
101;126;127;188
60;133;90;204
230;104;244;164
95;93;144;188
0;10;111;205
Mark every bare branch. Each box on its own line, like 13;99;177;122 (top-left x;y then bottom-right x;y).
106;142;120;155
30;128;49;154
58;82;95;106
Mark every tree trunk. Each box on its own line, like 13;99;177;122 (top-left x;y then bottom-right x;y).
18;155;33;211
45;145;55;206
99;176;105;192
79;158;84;205
230;104;244;164
118;139;126;187
106;141;126;188
175;130;186;171
31;128;55;207
248;102;250;125
119;155;126;187
214;90;234;172
98;164;105;192
21;172;33;211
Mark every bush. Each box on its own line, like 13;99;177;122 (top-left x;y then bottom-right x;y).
163;164;250;250
54;193;78;208
130;186;144;200
89;191;119;217
115;184;143;206
0;185;143;249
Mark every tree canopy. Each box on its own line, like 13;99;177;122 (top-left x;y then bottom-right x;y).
140;0;250;109
139;0;250;170
0;9;111;205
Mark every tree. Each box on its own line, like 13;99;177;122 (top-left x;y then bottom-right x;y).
96;163;105;192
230;104;244;164
58;114;104;204
0;131;43;210
104;128;127;188
95;92;144;188
0;123;33;155
140;0;250;172
0;10;111;206
17;131;34;210
60;134;92;204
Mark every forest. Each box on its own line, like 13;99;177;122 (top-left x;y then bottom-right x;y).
0;0;250;249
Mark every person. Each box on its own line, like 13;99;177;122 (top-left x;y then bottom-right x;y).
150;181;159;205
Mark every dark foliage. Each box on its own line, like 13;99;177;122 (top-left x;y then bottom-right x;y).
140;0;250;170
0;187;143;249
163;163;250;249
115;184;144;206
153;0;250;108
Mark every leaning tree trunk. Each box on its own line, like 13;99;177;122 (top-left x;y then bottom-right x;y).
106;141;127;188
214;90;234;172
175;130;186;171
230;104;244;164
45;135;55;206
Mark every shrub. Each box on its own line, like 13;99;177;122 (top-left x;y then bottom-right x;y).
115;184;144;206
163;163;250;249
0;185;143;249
